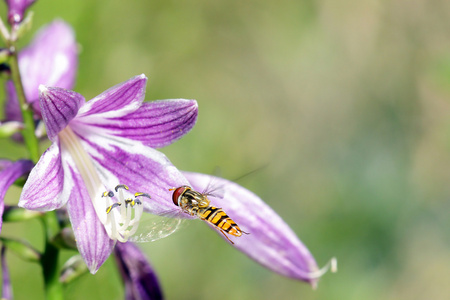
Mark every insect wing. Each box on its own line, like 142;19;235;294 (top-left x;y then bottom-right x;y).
129;210;188;243
202;176;225;200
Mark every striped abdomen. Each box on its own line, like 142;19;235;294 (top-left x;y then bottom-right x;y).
198;206;243;237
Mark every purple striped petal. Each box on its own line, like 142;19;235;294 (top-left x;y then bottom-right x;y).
77;75;147;119
66;165;115;274
0;159;34;232
19;143;67;211
78;99;198;148
4;81;22;122
39;86;85;141
4;0;35;23
71;123;190;216
17;20;78;114
1;246;12;299
183;172;323;286
114;242;163;300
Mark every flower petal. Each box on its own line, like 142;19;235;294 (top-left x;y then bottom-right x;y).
0;159;34;232
0;160;13;170
4;81;22;122
66;165;115;274
5;0;35;23
77;75;147;119
71;123;190;217
183;172;322;286
1;246;12;300
114;242;163;300
39;86;85;141
19;143;68;211
17;20;78;114
78;99;198;148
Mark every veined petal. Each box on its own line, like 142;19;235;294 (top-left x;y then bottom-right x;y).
18;20;78;114
114;242;163;300
71;122;190;217
77;75;147;119
77;99;198;148
66;165;115;274
4;81;22;122
4;0;35;23
39;86;85;141
183;172;326;286
19;143;67;211
0;159;34;232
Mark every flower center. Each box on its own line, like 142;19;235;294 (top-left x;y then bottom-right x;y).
58;126;145;242
102;185;150;243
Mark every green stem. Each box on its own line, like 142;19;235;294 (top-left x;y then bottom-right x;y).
40;211;64;300
0;16;39;162
8;48;40;162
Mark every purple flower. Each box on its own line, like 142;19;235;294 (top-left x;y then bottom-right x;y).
182;172;336;287
1;246;12;300
4;20;78;121
4;0;36;24
0;159;34;233
19;74;198;273
115;242;163;300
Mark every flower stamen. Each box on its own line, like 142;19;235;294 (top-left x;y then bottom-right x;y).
115;184;129;192
102;185;149;242
106;202;121;214
309;257;338;289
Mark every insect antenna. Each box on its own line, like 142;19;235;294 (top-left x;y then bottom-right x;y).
202;164;268;199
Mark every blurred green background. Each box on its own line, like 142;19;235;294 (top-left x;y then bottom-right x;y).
2;0;450;299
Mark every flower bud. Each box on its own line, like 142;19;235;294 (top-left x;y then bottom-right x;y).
4;0;36;24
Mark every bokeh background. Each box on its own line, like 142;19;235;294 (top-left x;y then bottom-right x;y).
2;0;450;299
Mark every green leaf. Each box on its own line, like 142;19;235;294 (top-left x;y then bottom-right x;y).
0;121;23;138
0;237;41;262
2;206;43;222
50;227;77;250
60;255;88;285
12;11;34;41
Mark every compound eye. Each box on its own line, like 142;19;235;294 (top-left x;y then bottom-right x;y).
171;186;190;206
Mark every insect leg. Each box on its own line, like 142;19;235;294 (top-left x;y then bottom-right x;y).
219;229;234;245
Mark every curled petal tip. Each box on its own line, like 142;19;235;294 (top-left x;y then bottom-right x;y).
38;85;48;94
132;74;147;83
39;87;85;140
310;257;338;290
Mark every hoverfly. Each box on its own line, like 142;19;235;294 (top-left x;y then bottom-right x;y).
102;184;184;243
169;185;248;244
104;178;248;244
